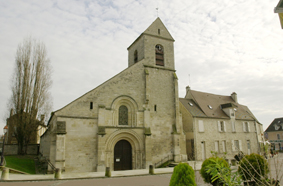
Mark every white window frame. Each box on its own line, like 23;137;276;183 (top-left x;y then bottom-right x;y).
243;122;250;132
218;121;226;132
232;121;236;132
222;140;226;153
198;120;204;132
215;141;219;153
232;140;242;151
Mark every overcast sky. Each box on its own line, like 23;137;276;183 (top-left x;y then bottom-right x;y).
0;0;282;134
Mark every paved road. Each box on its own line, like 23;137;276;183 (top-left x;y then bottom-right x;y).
0;174;172;186
1;153;281;186
0;171;209;186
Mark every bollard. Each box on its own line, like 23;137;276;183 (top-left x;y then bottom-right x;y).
1;167;9;180
54;168;62;179
149;165;154;175
105;167;111;177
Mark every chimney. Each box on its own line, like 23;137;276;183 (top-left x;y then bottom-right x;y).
231;92;238;103
186;86;191;94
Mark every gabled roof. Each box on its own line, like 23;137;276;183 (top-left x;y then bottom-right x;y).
275;0;283;13
179;98;206;117
265;117;283;132
180;89;259;121
128;17;174;49
143;17;174;41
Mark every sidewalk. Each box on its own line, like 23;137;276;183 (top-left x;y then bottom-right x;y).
0;167;175;181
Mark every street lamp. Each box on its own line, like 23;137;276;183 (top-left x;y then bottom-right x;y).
0;126;8;167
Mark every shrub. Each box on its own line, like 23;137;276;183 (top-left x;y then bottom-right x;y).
205;158;242;186
234;151;244;162
238;153;269;182
200;157;229;186
169;163;196;186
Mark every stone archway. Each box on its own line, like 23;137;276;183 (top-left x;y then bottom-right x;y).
111;96;139;127
105;130;144;170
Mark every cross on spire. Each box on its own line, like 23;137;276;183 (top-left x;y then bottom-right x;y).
156;8;159;17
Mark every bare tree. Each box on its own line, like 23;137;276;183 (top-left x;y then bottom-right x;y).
8;37;52;154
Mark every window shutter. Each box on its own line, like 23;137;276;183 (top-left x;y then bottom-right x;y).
218;121;221;132
239;140;242;151
232;140;235;151
243;122;246;132
232;121;235;132
222;141;226;152
215;141;219;152
199;120;204;132
247;122;250;132
224;121;226;132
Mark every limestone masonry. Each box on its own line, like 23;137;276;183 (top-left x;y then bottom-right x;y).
40;18;264;173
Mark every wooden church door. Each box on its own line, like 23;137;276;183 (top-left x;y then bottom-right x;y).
114;140;132;170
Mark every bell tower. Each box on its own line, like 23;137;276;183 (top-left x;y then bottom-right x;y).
127;18;175;70
127;18;187;165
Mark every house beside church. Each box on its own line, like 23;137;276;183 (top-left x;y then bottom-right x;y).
40;17;264;173
180;87;265;162
265;117;283;151
274;0;283;29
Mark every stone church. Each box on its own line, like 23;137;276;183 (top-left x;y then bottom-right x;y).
40;17;264;173
40;18;188;173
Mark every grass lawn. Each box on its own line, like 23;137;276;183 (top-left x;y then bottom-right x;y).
5;155;36;174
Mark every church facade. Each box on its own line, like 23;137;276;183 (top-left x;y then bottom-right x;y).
40;18;264;173
40;18;187;173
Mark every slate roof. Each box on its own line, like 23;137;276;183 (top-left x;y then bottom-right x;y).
180;89;259;121
265;117;283;132
275;0;283;13
179;98;206;117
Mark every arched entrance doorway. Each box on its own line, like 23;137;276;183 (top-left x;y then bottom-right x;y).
114;140;132;170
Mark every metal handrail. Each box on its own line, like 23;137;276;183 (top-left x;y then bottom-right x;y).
46;159;56;171
38;152;56;172
154;155;173;168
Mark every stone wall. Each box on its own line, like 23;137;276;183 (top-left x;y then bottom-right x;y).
4;144;39;155
194;118;259;161
41;18;188;173
62;117;97;172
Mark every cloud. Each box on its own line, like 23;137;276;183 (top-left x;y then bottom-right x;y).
0;0;282;132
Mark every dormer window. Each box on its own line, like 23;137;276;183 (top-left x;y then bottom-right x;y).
274;124;280;130
134;50;138;63
155;44;164;66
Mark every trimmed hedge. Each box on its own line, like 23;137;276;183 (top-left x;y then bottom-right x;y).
169;163;196;186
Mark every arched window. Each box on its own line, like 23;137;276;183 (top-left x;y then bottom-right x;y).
134;50;138;63
119;105;128;125
155;44;164;66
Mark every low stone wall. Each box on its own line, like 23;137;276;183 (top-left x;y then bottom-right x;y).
187;161;203;170
3;144;39;155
